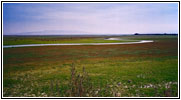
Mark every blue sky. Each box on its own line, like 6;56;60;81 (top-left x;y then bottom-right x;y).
3;3;178;35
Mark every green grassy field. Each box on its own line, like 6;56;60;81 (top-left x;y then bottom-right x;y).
3;36;139;45
3;35;178;97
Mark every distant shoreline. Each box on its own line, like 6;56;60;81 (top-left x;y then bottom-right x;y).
134;33;178;35
3;33;178;37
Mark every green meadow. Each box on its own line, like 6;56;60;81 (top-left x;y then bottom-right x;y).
3;36;138;45
3;35;178;97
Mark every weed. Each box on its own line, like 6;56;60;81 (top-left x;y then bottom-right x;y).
3;35;178;97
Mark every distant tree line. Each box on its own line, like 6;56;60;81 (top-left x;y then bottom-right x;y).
134;33;178;35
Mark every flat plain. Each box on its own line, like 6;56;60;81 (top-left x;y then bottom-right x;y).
3;35;178;97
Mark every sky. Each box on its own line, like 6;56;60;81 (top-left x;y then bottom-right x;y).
3;3;179;35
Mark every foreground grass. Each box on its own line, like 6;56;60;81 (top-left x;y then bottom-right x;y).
3;35;178;97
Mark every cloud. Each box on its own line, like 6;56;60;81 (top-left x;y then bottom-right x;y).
3;3;178;35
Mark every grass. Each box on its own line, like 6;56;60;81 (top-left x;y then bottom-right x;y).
3;35;178;97
3;36;139;45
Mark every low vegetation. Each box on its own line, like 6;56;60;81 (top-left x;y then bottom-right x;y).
3;36;139;45
3;35;178;97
